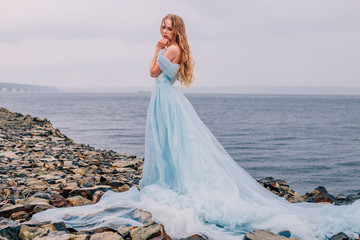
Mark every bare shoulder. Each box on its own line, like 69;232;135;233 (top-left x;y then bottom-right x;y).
164;45;180;62
167;45;180;54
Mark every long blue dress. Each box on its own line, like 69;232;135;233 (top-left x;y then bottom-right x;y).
32;49;360;240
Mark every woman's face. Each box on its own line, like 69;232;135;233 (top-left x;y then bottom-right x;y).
161;18;174;43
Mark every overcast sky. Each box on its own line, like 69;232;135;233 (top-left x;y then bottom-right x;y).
1;0;359;90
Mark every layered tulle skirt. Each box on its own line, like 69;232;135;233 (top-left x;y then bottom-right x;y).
33;79;360;240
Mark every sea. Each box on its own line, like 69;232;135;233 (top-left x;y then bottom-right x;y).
1;92;359;196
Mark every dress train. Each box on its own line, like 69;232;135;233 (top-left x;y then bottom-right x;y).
32;49;360;240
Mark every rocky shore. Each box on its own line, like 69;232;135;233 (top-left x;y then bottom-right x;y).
0;107;359;240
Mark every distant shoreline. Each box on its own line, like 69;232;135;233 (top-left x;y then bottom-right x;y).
0;82;58;92
2;86;360;96
58;85;360;95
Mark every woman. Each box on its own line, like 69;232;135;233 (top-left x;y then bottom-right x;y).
33;14;360;240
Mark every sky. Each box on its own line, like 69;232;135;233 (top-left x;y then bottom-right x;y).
0;0;359;91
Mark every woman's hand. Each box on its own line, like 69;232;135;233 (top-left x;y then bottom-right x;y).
156;38;169;51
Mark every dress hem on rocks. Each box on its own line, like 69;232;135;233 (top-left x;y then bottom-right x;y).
32;48;360;240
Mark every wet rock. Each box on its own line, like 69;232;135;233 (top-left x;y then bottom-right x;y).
288;194;307;203
19;224;56;240
106;180;128;189
68;186;112;200
33;231;67;239
32;204;54;214
329;232;349;240
18;222;67;239
133;209;153;224
0;217;21;240
70;234;91;240
99;176;107;183
117;226;135;239
25;197;51;206
83;180;96;188
148;236;168;240
67;196;92;207
31;231;89;240
51;222;67;231
112;159;143;170
130;222;163;240
303;186;336;204
277;230;291;238
119;184;131;192
180;234;207;240
0;225;21;239
49;192;70;208
257;177;298;201
90;231;124;240
10;211;29;221
30;192;53;200
91;191;104;204
0;204;30;218
335;193;360;205
243;229;299;240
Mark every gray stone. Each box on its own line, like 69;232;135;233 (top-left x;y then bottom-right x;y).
71;234;91;240
329;232;349;240
130;222;163;240
117;226;133;239
303;186;336;204
335;194;360;205
91;191;104;204
133;209;153;223
68;186;112;200
0;217;21;240
10;210;29;221
90;231;124;240
243;230;299;240
0;204;29;218
67;196;92;207
33;231;73;240
32;204;54;214
180;234;207;240
19;225;51;240
257;177;298;201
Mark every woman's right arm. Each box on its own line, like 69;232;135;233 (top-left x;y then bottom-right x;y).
150;39;168;77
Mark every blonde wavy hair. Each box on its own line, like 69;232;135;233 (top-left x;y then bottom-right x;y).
161;14;195;87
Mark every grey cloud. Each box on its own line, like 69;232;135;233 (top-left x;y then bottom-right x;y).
0;0;359;89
